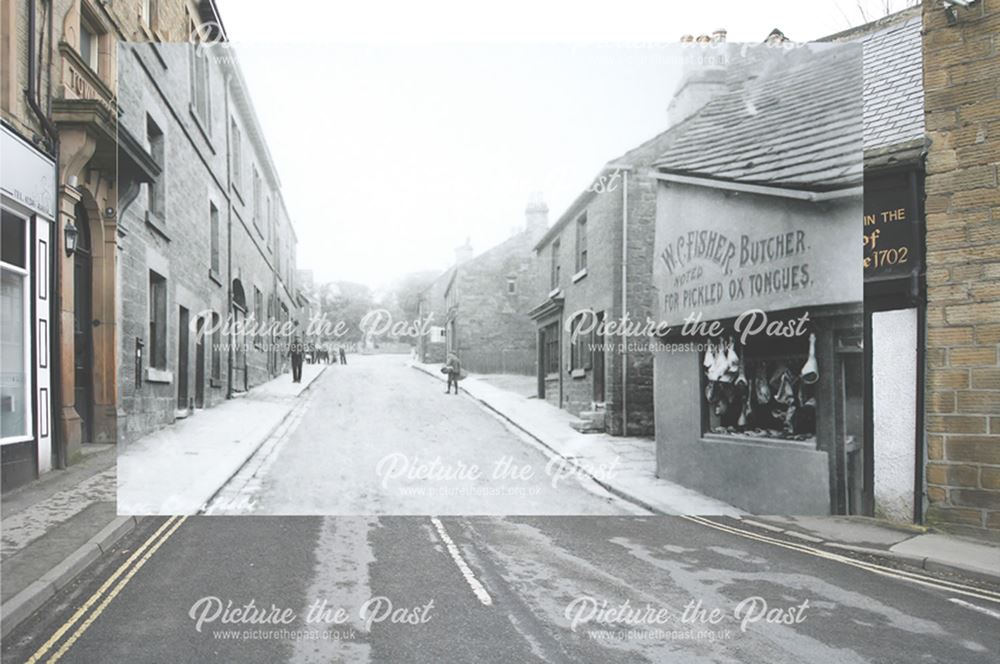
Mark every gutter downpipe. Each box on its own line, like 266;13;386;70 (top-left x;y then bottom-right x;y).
26;0;65;469
620;168;628;436
224;69;234;399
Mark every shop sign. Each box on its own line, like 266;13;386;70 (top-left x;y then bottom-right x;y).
1;127;56;218
653;183;862;327
863;172;922;282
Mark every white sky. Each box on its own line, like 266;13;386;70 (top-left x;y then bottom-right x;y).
215;0;917;290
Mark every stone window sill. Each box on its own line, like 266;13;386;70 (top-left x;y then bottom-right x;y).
210;377;223;388
572;268;588;283
145;367;173;384
145;210;170;241
209;268;223;286
571;368;587;379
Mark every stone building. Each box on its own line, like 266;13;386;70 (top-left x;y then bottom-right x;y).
920;0;1000;534
418;198;547;375
116;40;299;446
1;0;221;489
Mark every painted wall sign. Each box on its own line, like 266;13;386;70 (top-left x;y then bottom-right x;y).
863;171;922;282
653;183;862;327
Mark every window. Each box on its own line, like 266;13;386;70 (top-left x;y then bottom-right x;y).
569;313;592;372
252;167;262;233
543;322;559;376
265;196;271;247
191;45;210;126
146;116;165;218
79;19;99;71
506;276;517;295
550;240;560;290
230;119;242;190
253;287;264;349
210;311;221;380
575;213;588;272
141;0;156;29
148;271;167;369
701;326;817;442
1;210;30;440
209;202;220;274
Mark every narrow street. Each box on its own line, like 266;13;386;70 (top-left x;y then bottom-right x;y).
204;355;640;515
3;514;997;663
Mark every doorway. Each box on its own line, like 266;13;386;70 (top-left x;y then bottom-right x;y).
177;306;189;409
592;311;605;403
72;203;93;443
194;315;205;408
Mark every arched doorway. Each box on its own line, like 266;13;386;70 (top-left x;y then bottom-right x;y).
73;202;93;443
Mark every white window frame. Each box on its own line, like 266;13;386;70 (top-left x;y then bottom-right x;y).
1;207;33;445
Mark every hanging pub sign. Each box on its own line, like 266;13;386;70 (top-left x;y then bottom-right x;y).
653;182;863;328
863;171;922;282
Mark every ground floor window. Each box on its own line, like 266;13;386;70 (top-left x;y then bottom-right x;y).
148;270;167;369
542;322;559;376
702;322;817;443
1;210;30;440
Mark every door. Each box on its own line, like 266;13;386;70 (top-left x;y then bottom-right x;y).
72;205;93;443
194;315;205;408
592;311;605;403
177;306;189;409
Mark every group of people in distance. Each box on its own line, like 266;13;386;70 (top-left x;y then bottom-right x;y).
288;338;347;383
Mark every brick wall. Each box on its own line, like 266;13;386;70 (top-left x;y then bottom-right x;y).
922;0;1000;531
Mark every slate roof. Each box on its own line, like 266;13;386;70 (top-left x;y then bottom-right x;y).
826;8;925;155
654;44;865;190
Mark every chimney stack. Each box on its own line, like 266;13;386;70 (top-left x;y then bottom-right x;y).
524;191;549;241
668;27;729;127
455;237;473;265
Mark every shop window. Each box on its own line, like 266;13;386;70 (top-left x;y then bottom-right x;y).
701;329;817;442
148;271;167;369
209;202;220;274
575;213;587;272
1;210;29;440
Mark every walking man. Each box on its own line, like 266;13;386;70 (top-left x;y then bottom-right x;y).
290;336;304;383
445;352;461;395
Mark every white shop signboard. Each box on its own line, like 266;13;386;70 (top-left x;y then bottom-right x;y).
653;182;863;328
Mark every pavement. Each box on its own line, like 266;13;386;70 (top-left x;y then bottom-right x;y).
117;363;326;515
1;365;324;639
411;360;1000;585
412;361;742;517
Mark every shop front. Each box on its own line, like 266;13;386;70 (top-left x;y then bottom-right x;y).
652;180;864;515
1;125;55;490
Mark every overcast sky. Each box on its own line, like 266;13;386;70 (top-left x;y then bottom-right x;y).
215;0;917;290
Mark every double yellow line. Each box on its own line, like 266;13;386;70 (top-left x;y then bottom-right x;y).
25;516;187;664
683;515;1000;605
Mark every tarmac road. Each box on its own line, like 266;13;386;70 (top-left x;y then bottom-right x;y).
3;514;998;663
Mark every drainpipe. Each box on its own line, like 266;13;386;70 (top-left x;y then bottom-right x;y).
26;0;65;469
224;70;234;398
620;168;629;436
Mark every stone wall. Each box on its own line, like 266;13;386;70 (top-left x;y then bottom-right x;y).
921;0;1000;532
117;43;298;446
